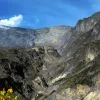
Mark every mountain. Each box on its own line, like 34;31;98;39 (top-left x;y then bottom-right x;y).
75;12;100;32
0;25;73;52
0;46;61;100
1;12;100;100
61;12;100;56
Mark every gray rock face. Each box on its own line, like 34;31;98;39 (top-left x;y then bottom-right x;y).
49;21;100;100
0;26;36;47
61;12;100;55
75;12;100;32
0;48;44;100
37;12;100;99
0;25;73;51
0;46;61;100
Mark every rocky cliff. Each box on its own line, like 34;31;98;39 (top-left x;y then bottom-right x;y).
0;25;73;51
0;46;61;100
1;12;100;100
75;12;100;32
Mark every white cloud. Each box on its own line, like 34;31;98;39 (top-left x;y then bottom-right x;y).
0;15;23;27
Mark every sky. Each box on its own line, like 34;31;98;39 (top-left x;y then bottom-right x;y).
0;0;100;29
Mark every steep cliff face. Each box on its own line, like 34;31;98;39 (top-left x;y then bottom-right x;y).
37;12;100;99
35;25;73;50
0;48;44;100
75;12;100;32
0;25;73;51
61;12;100;56
0;46;61;100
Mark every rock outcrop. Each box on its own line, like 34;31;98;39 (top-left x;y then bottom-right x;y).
0;48;44;100
75;12;100;32
0;46;61;100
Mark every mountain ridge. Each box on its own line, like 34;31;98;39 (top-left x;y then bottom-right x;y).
0;12;100;54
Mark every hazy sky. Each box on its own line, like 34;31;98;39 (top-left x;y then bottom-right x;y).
0;0;100;29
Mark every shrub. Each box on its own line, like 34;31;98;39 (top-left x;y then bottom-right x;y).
0;88;18;100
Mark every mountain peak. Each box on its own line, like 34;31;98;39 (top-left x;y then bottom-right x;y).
92;11;100;17
75;12;100;32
